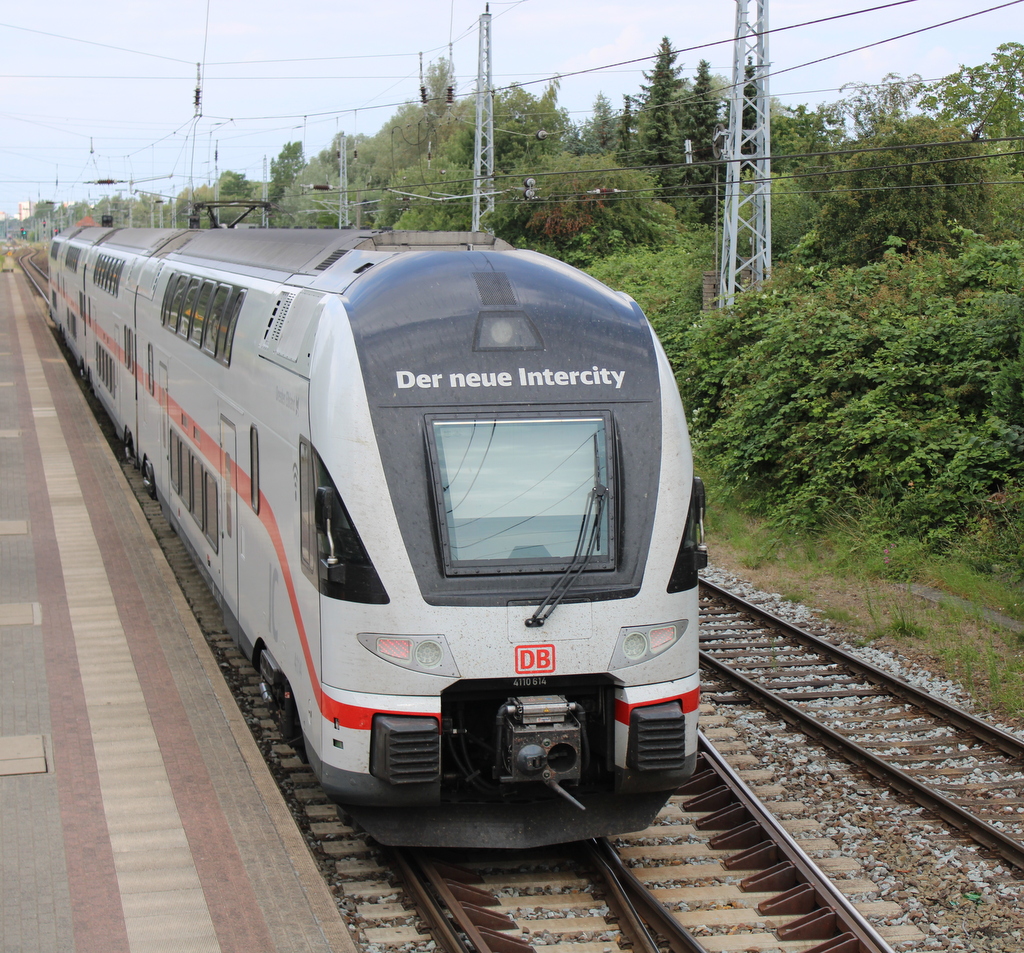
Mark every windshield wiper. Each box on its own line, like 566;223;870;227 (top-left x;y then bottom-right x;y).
525;483;607;628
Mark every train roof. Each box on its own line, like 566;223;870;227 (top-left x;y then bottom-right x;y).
53;228;514;282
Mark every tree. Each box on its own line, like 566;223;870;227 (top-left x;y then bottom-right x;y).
922;43;1024;171
635;38;687;202
617;94;637;161
677;59;722;225
218;170;254;202
812;116;991;265
567;93;617;155
836;73;925;139
269;141;305;226
487;154;677;266
445;82;568;173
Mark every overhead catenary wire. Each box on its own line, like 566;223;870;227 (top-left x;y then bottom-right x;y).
8;0;1021;208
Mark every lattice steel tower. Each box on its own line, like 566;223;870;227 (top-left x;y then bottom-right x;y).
720;0;772;307
472;6;495;233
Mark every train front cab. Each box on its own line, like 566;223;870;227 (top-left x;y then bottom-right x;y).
289;404;706;848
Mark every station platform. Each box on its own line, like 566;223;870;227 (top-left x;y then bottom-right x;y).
0;267;355;953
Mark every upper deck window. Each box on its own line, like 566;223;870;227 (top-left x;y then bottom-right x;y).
428;415;614;575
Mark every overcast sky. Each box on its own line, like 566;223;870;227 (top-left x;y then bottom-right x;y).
0;0;1017;217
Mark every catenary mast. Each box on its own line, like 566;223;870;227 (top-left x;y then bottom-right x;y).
720;0;772;307
472;6;495;233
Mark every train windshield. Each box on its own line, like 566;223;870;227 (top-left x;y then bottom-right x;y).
429;416;613;574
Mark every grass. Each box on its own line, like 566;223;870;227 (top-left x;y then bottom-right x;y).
703;489;1024;725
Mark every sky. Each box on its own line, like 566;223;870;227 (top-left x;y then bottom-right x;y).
0;0;1018;218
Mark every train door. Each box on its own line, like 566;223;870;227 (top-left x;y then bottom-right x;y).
219;415;240;640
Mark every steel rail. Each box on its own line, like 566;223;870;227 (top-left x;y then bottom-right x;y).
699;635;1024;871
17;250;48;300
389;848;477;953
704;573;1024;761
391;848;535;953
695;732;894;953
584;838;710;953
591;731;892;953
700;578;1024;760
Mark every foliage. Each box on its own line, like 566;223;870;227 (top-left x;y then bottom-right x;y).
921;43;1024;157
810;116;992;265
679;230;1024;553
584;229;716;324
835;73;925;138
635;37;686;201
486;154;678;266
566;93;618;156
676;59;723;226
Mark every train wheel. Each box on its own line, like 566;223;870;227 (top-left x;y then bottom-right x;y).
142;457;157;500
123;427;137;467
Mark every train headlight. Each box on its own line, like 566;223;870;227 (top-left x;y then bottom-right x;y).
609;620;688;670
415;640;444;669
357;633;460;677
622;631;648;660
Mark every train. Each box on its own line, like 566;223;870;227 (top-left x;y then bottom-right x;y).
47;225;706;848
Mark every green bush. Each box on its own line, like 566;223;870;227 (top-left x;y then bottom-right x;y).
679;230;1024;563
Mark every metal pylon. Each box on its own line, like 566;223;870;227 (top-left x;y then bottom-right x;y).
338;132;350;228
472;6;494;232
720;0;772;307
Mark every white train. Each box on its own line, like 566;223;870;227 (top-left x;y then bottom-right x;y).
48;226;706;848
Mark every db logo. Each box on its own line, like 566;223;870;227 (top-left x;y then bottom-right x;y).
515;644;556;674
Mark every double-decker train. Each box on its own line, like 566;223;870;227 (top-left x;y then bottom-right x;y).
48;226;706;848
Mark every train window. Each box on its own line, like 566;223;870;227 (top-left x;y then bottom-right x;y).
204;470;219;553
190;280;216;347
298;439;388;604
166;276;189;332
180;278;202;338
160;275;175;326
190;453;203;525
428;415;615;575
202;285;231;357
218;290;245;366
124;326;133;372
299;439;314;572
170;431;182;494
249;425;260;514
147;343;154;396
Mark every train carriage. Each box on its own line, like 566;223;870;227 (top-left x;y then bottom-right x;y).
48;226;706;848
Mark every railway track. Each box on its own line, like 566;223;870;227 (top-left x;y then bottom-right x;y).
19;251;911;952
384;734;895;953
699;578;1024;871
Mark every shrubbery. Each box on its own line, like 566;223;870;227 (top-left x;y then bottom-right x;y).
675;229;1024;570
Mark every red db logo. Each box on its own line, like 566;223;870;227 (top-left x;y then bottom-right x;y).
515;644;556;674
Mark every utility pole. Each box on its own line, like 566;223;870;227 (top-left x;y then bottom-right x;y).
262;156;268;228
472;5;494;233
720;0;772;307
339;133;350;228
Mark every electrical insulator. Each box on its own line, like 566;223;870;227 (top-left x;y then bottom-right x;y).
446;86;454;104
420;86;427;104
522;177;537;200
352;149;358;161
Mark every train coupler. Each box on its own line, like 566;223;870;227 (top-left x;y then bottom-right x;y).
497;695;584;805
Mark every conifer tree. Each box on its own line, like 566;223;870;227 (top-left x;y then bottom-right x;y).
678;59;721;225
636;37;687;204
